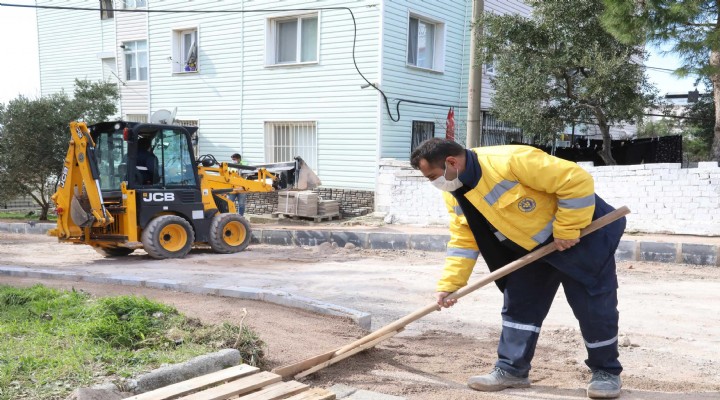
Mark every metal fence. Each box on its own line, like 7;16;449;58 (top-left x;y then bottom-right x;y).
480;113;527;146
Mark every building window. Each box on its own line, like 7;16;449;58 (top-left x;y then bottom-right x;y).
266;14;319;65
125;114;148;123
172;28;198;73
100;0;114;20
264;121;318;171
123;40;148;81
407;14;445;72
123;0;146;8
411;121;435;153
176;119;200;157
484;60;496;76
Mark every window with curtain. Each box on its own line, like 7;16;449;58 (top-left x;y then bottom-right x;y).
100;0;113;19
269;14;318;65
407;15;445;71
123;40;147;81
172;28;198;73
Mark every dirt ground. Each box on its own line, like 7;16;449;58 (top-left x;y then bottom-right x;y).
1;232;719;399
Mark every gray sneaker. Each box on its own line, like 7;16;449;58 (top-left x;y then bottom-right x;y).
587;370;622;399
467;367;531;392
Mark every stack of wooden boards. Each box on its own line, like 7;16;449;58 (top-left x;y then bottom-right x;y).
125;364;334;400
274;191;340;221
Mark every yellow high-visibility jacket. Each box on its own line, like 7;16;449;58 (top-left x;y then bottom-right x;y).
439;145;595;293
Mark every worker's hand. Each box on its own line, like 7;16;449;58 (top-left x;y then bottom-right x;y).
554;238;579;251
435;292;457;309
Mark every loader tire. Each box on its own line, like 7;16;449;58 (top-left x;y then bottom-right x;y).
94;246;134;257
141;215;194;259
209;213;251;254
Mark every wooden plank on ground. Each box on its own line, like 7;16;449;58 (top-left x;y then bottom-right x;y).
239;381;308;400
126;364;259;400
283;388;336;400
176;371;281;400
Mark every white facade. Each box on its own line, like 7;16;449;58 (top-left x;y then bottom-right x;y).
36;0;530;190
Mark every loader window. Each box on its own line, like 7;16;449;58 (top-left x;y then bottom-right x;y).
95;133;128;191
153;129;197;187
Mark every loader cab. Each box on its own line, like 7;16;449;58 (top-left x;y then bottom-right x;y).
90;121;200;192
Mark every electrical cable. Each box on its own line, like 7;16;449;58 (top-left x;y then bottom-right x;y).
0;2;467;122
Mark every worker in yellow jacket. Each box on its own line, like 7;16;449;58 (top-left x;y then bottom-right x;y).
410;138;626;399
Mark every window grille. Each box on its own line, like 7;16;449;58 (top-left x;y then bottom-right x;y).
411;121;435;153
264;121;318;171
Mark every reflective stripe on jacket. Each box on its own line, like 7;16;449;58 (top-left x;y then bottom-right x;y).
439;145;595;293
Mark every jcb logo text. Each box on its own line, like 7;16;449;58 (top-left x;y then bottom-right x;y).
143;193;175;202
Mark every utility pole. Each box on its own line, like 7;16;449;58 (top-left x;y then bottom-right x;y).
466;0;483;148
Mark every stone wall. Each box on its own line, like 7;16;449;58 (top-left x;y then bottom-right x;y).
245;188;374;217
376;158;720;236
313;188;374;217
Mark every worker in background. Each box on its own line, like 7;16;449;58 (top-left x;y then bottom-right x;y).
228;153;248;216
410;138;626;399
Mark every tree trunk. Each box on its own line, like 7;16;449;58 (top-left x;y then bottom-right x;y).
39;203;50;221
711;49;720;161
592;107;616;165
598;123;616;165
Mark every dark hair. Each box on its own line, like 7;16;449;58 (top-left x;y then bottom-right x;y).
231;153;241;160
410;138;465;169
138;137;152;150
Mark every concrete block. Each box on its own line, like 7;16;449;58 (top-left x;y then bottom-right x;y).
27;223;54;235
0;266;30;277
178;283;225;295
697;161;719;169
134;349;241;394
331;231;368;248
681;244;718;266
329;384;359;399
144;279;182;290
408;234;450;252
367;233;409;250
615;240;636;261
74;387;129;400
217;286;263;300
639;242;677;263
108;275;145;287
250;230;261;244
294;230;332;246
262;229;294;246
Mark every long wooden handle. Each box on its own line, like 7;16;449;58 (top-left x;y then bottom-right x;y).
273;206;630;378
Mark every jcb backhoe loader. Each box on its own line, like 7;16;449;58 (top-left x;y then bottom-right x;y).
50;121;300;259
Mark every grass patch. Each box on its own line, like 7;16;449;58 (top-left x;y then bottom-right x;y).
0;211;57;222
0;285;264;400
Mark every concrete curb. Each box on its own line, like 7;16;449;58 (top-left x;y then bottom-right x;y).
72;349;240;400
0;266;371;330
2;222;718;266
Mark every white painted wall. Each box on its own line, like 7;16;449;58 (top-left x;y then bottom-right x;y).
147;0;380;189
376;159;720;236
36;0;114;97
116;6;148;116
379;0;530;159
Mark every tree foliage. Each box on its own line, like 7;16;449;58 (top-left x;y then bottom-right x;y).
0;79;118;220
602;0;720;160
479;0;656;164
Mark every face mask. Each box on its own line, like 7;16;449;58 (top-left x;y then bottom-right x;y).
431;162;463;192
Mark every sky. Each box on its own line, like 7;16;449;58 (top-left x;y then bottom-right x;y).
0;1;704;105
